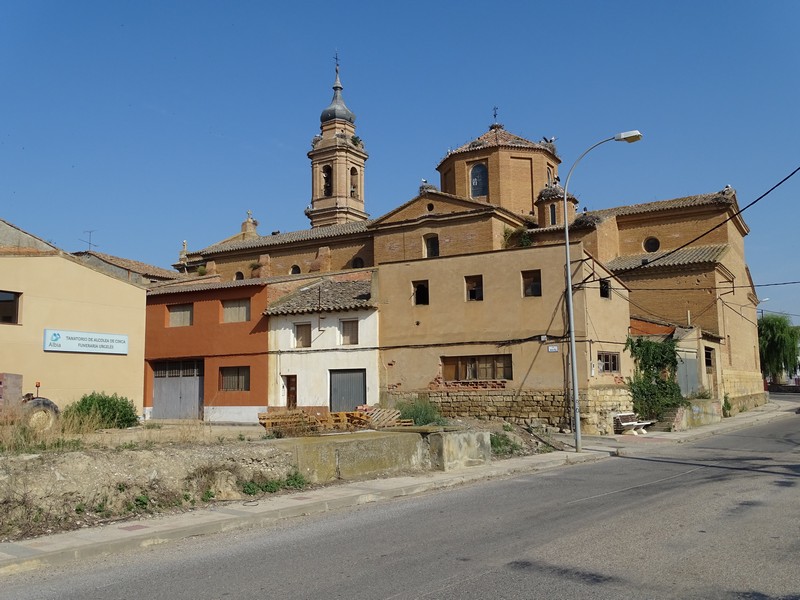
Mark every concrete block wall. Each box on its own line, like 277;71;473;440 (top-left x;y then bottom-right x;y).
723;369;767;405
585;386;634;436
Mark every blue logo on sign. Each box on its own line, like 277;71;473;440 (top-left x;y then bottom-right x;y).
50;332;61;342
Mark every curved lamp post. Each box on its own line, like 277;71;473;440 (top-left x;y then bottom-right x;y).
563;130;642;452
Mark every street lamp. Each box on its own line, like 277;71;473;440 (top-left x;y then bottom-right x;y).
758;298;770;319
563;130;642;452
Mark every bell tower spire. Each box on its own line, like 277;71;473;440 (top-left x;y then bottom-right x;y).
306;58;369;228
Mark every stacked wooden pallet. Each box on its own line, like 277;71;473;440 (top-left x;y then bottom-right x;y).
363;408;414;429
258;407;414;436
258;410;322;436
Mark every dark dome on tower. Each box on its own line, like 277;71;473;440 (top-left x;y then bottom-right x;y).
320;67;355;124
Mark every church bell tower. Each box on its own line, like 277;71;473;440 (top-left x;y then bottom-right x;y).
305;62;369;228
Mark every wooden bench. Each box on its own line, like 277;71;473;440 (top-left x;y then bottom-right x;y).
613;412;654;435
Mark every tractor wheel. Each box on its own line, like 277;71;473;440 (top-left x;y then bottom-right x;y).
24;397;60;432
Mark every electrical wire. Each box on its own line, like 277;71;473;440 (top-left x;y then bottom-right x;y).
620;164;800;276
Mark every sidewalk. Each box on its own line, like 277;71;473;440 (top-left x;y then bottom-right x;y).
1;397;796;576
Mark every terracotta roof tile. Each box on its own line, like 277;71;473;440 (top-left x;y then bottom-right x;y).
265;279;373;316
74;251;180;279
438;125;554;167
606;244;729;272
197;220;373;256
148;277;269;296
588;189;735;219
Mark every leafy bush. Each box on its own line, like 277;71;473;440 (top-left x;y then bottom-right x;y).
396;398;447;426
62;392;139;429
240;470;307;495
284;470;307;489
490;432;520;456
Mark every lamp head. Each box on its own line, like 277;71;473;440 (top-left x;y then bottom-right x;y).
614;130;643;143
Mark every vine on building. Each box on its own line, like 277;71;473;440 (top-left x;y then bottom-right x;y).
624;336;687;420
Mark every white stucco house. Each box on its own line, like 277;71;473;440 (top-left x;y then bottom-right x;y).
266;276;379;413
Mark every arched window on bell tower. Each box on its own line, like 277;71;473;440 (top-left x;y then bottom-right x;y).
470;163;488;198
322;165;333;197
549;203;557;226
350;167;358;198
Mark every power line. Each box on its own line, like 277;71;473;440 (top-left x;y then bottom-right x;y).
619;164;800;276
578;279;800;292
760;309;800;319
575;165;800;289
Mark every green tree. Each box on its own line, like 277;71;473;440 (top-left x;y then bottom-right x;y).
758;314;800;382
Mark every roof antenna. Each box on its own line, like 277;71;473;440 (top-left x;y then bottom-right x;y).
79;229;98;251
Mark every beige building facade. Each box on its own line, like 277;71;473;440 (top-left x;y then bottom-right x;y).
376;243;632;434
1;220;146;411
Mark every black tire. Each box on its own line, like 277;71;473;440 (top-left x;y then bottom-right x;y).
24;397;60;431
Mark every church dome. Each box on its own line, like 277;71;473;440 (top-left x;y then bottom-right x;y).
320;67;355;124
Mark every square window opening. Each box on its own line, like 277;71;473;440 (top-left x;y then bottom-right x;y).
168;304;193;327
599;279;611;299
0;290;21;324
340;319;359;345
222;298;251;323
522;270;542;297
597;352;620;373
413;280;429;305
219;366;250;391
465;275;483;302
294;323;312;348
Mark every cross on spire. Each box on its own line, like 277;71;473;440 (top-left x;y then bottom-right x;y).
492;106;499;122
334;50;340;74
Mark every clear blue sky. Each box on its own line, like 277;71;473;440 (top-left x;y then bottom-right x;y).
2;1;798;322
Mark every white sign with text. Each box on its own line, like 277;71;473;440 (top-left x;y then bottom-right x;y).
43;329;129;355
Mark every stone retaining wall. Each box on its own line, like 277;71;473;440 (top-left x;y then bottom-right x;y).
387;385;632;436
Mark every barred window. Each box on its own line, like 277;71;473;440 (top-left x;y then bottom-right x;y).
222;298;250;323
597;352;620;373
220;366;250;391
599;279;611;299
441;355;512;381
153;360;203;378
168;304;193;327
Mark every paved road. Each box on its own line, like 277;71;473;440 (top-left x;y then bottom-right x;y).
2;411;798;600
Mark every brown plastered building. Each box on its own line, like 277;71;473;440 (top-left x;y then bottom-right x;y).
378;244;632;434
156;66;763;429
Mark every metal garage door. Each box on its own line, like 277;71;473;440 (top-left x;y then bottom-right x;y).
329;369;366;412
152;360;204;419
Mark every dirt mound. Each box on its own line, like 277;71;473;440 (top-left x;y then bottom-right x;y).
0;438;295;541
